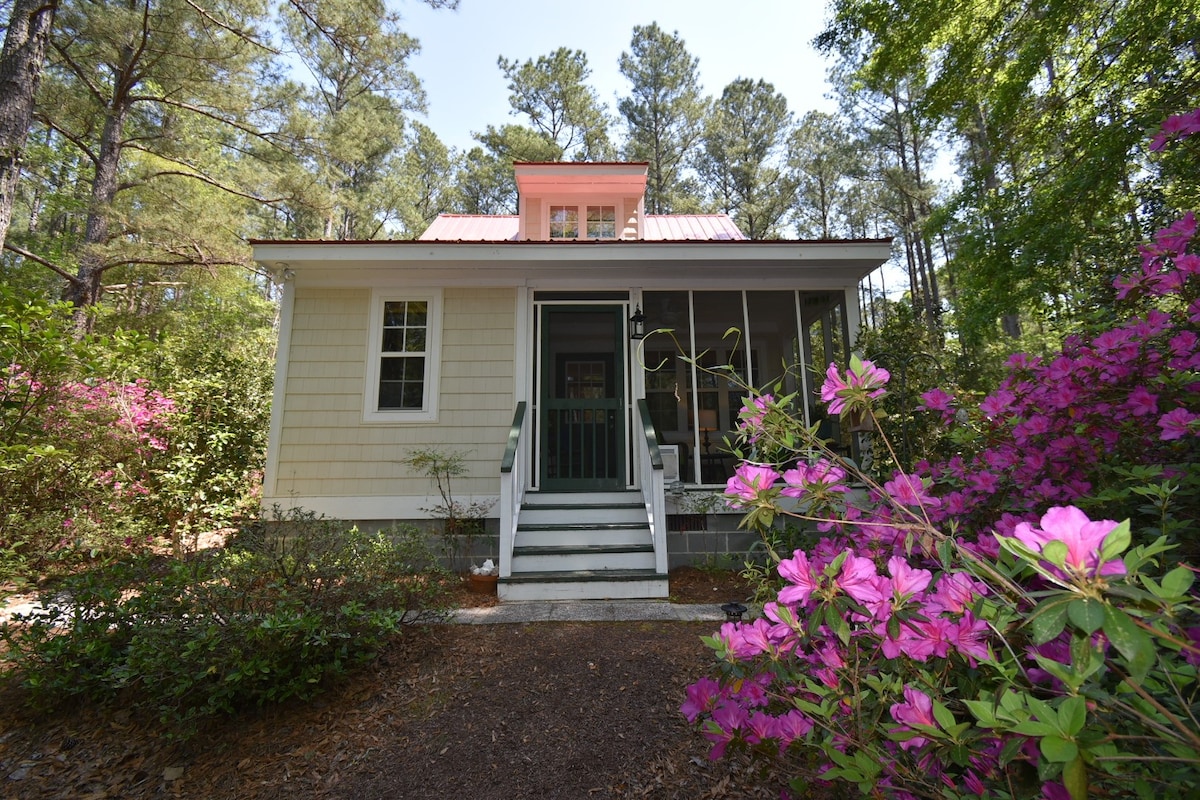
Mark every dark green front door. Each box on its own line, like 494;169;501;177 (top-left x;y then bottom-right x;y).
539;306;625;491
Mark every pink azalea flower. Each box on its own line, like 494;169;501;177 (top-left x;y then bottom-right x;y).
926;571;987;615
920;387;955;413
884;471;939;508
821;359;890;415
978;389;1015;418
681;676;722;722
1125;386;1158;417
724;464;781;507
836;552;888;611
1158;407;1199;441
778;549;819;608
820;362;852;414
890;686;938;750
1011;505;1127;580
773;709;814;747
887;555;932;600
1150;111;1200;151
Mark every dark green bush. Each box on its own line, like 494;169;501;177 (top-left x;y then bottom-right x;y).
0;510;449;737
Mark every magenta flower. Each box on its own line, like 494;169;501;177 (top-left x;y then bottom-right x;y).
821;357;890;415
1011;506;1127;580
1125;386;1159;417
1158;407;1199;441
920;387;955;414
890;686;938;750
778;549;819;608
1150;110;1200;151
883;471;939;508
887;555;932;600
926;572;987;615
681;676;723;722
836;553;889;616
724;464;781;508
737;394;774;442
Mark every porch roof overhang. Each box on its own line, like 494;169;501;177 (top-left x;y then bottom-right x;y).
249;238;893;290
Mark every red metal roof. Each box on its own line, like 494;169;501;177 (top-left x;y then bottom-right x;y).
418;213;747;242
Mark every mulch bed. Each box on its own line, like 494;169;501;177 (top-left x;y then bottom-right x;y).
0;568;822;800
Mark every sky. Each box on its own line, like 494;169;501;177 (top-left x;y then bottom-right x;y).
400;0;839;154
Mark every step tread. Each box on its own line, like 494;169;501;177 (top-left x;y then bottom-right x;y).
513;543;654;556
516;525;648;532
502;568;665;584
522;502;645;511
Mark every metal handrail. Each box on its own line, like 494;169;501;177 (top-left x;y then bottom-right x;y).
501;402;526;474
498;402;527;581
636;399;663;470
636;400;668;575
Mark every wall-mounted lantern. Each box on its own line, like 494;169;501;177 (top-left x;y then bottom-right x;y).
629;305;646;340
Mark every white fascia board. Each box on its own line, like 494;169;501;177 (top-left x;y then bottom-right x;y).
253;241;893;288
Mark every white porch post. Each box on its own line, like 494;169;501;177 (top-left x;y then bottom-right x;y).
844;284;863;352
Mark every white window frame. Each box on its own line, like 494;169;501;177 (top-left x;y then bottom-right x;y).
547;204;617;239
363;288;443;423
586;205;616;238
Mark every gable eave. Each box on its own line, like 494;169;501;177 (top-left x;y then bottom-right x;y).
251;239;893;288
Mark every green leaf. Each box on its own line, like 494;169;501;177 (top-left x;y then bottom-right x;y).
1102;606;1155;681
1160;565;1195;598
1067;598;1105;634
1063;755;1088;800
1033;655;1082;692
1098;519;1131;563
1011;720;1058;737
1040;735;1079;763
1041;540;1068;568
1057;696;1086;736
963;699;998;728
931;700;957;731
1027;597;1071;644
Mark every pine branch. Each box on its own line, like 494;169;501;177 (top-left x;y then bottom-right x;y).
3;241;80;284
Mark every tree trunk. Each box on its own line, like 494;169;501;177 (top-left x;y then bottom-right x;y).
0;0;59;249
68;104;128;331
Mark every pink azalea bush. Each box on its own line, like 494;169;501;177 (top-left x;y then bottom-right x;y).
686;116;1200;799
1;291;177;573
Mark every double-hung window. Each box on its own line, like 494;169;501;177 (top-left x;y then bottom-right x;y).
549;205;616;239
364;289;442;422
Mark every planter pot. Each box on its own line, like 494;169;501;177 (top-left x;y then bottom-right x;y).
466;573;499;595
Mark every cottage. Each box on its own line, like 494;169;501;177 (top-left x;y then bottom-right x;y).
251;162;890;600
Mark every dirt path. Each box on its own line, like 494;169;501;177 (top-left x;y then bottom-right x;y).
2;617;818;800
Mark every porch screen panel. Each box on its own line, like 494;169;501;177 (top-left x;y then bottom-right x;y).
641;292;693;479
689;292;744;485
745;291;802;400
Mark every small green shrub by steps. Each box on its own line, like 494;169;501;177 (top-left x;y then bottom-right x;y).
0;510;450;738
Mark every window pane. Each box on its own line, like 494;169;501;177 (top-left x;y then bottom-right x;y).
405;327;426;352
586;205;616;238
549;206;579;238
383;301;407;327
382;329;405;352
402;382;425;407
405;301;427;326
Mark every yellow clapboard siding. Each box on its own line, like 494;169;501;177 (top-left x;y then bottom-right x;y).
275;286;518;497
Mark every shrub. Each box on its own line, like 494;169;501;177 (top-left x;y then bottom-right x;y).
685;113;1200;800
1;509;450;738
1;288;170;580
